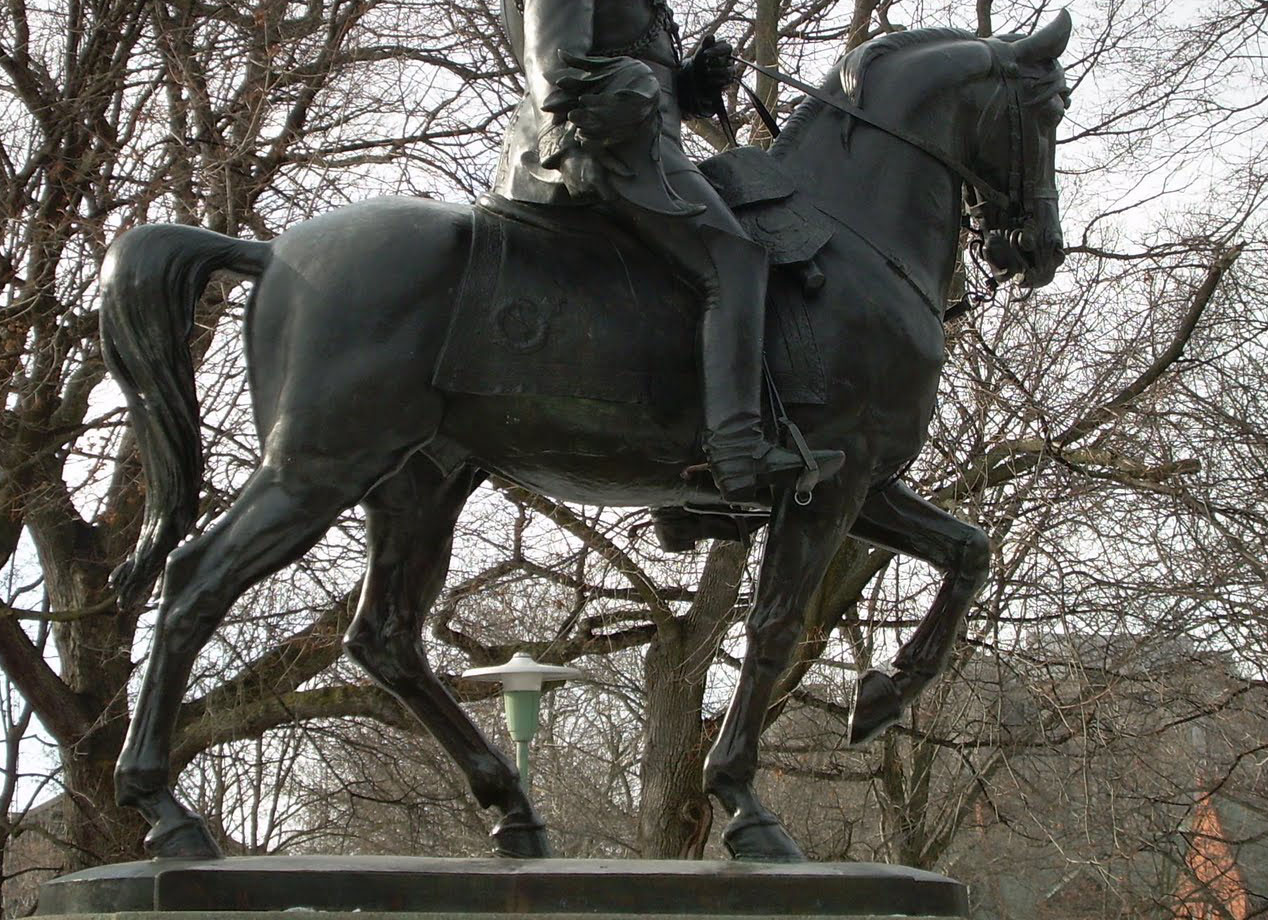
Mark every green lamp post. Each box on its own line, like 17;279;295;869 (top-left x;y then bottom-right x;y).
462;651;585;792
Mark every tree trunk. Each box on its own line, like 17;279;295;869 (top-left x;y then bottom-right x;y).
638;621;714;858
752;0;781;148
59;737;148;869
637;542;747;858
38;514;147;868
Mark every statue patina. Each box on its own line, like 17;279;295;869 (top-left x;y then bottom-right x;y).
102;8;1072;862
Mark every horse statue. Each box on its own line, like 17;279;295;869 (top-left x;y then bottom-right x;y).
102;15;1072;861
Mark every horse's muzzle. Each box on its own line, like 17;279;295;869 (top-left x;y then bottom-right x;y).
983;223;1064;288
1018;225;1065;287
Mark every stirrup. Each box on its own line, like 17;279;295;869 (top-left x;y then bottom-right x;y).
759;357;843;502
711;442;844;504
782;416;825;497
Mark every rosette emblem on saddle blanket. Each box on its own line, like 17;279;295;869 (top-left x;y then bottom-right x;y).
434;156;832;408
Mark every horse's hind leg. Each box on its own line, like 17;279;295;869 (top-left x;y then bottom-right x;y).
115;462;364;857
703;478;868;860
343;458;547;857
846;480;991;744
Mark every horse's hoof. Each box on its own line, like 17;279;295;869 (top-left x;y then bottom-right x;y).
849;669;904;745
722;811;806;862
144;815;223;859
490;813;551;858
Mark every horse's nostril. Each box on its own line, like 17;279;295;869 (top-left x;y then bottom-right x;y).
1054;247;1066;265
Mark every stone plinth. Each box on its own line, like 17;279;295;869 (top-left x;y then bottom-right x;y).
37;857;968;919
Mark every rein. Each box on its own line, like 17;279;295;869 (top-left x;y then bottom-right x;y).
730;54;1019;212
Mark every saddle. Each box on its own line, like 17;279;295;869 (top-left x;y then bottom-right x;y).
697;146;834;278
432;147;834;409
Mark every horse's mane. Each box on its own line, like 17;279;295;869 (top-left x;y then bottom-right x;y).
772;27;977;153
841;27;977;104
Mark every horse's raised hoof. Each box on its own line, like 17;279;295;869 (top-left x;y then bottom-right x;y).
722;811;806;862
144;814;223;859
490;813;551;858
849;668;904;745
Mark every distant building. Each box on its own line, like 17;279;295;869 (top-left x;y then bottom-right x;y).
955;633;1268;919
1171;789;1267;919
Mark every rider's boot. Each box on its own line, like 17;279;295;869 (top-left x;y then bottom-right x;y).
699;230;844;504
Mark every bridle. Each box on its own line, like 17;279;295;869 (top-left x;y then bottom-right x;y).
960;50;1065;284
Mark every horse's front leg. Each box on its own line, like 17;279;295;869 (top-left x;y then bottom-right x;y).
846;480;990;745
703;480;866;861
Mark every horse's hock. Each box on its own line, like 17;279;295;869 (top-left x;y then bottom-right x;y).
37;857;968;919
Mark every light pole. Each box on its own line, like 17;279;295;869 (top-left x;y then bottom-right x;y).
462;651;585;792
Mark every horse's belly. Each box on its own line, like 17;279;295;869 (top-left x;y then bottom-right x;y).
435;393;712;506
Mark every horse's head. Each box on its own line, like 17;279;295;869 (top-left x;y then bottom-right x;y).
971;13;1073;288
831;15;1072;290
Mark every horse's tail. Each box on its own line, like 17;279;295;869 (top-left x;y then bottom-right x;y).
99;224;271;607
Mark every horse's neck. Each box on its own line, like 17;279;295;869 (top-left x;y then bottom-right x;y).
775;102;963;307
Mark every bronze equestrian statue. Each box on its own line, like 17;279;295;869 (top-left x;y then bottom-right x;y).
102;5;1072;861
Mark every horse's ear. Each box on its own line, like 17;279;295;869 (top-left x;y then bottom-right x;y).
1013;9;1072;62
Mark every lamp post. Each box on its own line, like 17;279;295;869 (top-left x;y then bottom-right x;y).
462;651;585;792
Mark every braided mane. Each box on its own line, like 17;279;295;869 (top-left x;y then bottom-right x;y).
841;27;977;104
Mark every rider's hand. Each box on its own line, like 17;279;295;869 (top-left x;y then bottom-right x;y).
558;148;613;201
679;35;737;117
695;35;737;97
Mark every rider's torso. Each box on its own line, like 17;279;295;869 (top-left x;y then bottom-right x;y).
592;0;680;66
495;0;693;208
502;0;680;72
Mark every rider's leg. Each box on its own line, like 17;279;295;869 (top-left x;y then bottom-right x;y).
661;167;843;502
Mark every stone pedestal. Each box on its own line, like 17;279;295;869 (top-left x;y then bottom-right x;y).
37;857;968;919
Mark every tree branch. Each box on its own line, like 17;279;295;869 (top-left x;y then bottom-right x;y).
492;479;675;630
0;618;88;743
1056;245;1244;446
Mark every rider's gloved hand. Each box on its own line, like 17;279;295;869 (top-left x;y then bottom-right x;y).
697;35;738;96
558;147;614;201
679;34;738;117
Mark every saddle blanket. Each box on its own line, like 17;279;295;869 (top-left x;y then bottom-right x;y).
432;194;826;408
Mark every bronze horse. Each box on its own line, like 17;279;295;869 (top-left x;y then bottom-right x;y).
103;16;1072;861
